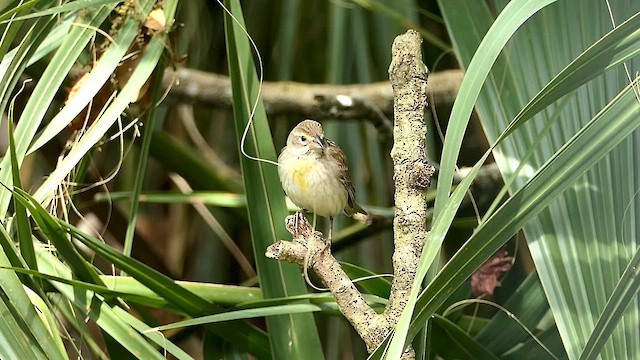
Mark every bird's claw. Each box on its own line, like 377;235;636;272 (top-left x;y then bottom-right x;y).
286;212;310;238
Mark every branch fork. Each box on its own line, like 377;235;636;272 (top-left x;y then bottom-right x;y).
267;30;430;359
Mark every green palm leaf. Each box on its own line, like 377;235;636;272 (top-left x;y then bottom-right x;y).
441;0;640;358
223;0;324;358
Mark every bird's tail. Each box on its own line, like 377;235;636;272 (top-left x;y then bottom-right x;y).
347;203;372;225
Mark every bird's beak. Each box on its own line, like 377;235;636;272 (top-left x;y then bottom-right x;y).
315;137;324;149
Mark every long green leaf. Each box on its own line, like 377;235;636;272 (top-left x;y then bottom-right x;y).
411;77;640;346
431;315;500;360
8;121;35;269
503;326;565;360
475;272;551;356
22;287;68;359
0;4;115;217
122;0;177;261
433;0;558;219
60;219;271;358
442;1;640;358
385;1;558;358
35;250;170;360
504;11;640;137
0;293;44;360
111;307;193;360
13;187;104;285
101;276;263;307
28;0;157;154
0;13;56;134
0;216;28;270
0;0;119;22
223;0;324;358
151;303;325;331
31;7;162;206
0;233;67;360
579;245;640;360
0;0;36;63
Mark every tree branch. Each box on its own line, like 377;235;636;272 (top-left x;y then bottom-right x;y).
163;67;460;120
266;213;388;351
384;30;433;330
266;30;432;359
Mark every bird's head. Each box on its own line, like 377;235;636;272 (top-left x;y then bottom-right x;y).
287;119;326;158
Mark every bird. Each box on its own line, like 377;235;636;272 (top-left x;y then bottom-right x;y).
278;119;368;242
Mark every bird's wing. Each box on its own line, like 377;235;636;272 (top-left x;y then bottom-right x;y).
325;140;358;216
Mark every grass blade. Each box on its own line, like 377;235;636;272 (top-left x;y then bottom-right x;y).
0;234;68;360
7;120;35;269
411;77;640;344
433;0;557;219
60;219;271;357
0;4;115;217
579;245;640;360
504;11;640;137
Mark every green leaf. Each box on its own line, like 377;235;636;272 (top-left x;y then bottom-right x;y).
0;294;44;360
60;220;271;357
504;11;640;138
12;188;104;285
442;1;640;358
503;326;565;360
7;119;35;270
223;0;324;358
0;4;115;217
35;250;172;360
122;0;178;260
0;218;27;270
0;0;37;63
0;266;151;302
0;233;68;360
28;0;157;154
23;287;68;358
476;272;550;356
31;7;162;207
411;76;640;349
151;303;325;332
0;0;120;23
112;307;194;360
0;12;56;133
101;276;263;307
579;245;640;360
433;0;558;219
431;315;500;360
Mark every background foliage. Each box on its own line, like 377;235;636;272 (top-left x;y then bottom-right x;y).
0;0;638;359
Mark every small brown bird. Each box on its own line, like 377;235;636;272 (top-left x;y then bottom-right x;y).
278;120;368;241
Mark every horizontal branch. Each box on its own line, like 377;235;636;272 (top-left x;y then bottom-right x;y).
163;68;462;119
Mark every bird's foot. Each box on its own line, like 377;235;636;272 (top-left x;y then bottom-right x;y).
286;211;312;238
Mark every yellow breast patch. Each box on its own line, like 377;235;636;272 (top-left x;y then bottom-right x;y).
291;160;315;193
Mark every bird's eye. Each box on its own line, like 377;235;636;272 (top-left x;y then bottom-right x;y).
300;136;307;142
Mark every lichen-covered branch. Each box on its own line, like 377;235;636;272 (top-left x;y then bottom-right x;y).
266;214;388;351
266;30;432;359
384;31;432;324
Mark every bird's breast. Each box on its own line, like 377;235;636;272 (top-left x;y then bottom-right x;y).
278;156;348;217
